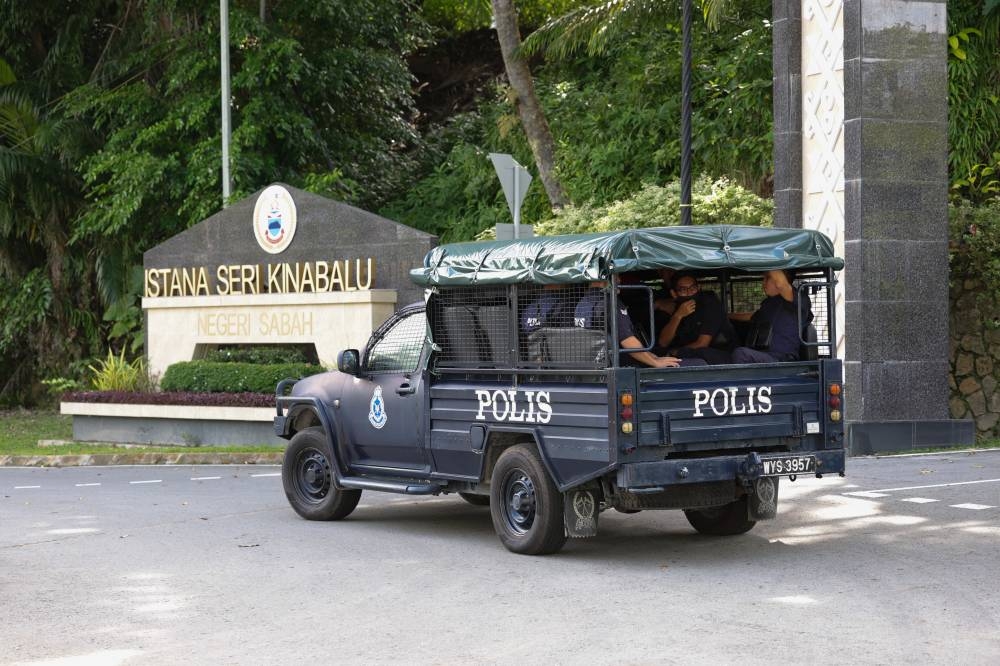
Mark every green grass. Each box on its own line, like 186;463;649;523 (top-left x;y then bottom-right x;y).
0;409;282;457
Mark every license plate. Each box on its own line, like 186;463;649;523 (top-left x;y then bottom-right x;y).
760;455;815;476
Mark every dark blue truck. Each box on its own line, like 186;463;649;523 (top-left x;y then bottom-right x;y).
275;226;846;554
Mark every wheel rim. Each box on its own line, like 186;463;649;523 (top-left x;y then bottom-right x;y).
294;447;332;505
501;467;536;535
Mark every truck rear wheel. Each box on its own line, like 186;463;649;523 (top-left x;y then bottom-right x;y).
683;496;756;536
282;427;361;521
490;445;567;555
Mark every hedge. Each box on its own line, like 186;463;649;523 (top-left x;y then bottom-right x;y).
63;391;275;408
160;361;326;394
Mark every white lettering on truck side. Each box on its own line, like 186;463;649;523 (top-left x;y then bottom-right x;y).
691;386;773;418
474;389;552;424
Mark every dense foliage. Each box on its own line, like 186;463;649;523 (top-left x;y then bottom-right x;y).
0;0;425;403
948;1;1000;200
160;361;325;394
383;5;774;240
949;199;1000;321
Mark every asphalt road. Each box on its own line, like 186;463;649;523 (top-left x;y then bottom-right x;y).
2;451;999;665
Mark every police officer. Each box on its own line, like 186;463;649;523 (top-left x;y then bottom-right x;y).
656;272;735;364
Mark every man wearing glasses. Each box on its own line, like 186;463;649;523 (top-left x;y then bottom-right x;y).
656;272;736;365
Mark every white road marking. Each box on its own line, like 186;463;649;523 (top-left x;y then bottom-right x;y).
901;497;938;504
951;503;996;511
75;483;102;487
846;478;1000;494
250;473;280;478
14;485;40;489
190;476;221;481
844;491;889;498
129;480;162;485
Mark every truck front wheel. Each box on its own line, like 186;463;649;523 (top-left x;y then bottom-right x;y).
683;496;756;536
490;445;567;555
282;427;361;521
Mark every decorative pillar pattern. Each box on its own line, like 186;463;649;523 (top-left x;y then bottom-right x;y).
801;0;845;358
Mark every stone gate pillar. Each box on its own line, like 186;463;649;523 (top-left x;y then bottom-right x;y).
772;0;975;451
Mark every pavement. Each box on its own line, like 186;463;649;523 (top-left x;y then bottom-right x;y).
1;450;999;664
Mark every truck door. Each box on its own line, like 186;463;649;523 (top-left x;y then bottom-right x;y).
341;309;428;471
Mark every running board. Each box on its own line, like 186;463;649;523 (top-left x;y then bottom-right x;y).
338;476;442;495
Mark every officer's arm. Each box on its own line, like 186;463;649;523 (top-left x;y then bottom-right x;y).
622;335;679;368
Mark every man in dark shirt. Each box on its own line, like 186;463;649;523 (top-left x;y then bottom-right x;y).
576;282;705;368
730;270;812;363
656;273;735;365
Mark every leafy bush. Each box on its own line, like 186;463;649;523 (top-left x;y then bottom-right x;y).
203;346;309;365
160;362;325;394
63;390;276;408
534;176;772;236
950;199;1000;321
88;349;147;392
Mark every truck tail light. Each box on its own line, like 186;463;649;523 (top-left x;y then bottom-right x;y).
620;392;634;433
828;384;842;421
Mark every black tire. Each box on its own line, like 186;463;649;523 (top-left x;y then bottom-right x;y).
489;445;567;555
683;496;756;536
282;427;361;521
458;491;490;506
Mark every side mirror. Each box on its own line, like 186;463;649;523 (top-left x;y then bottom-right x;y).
337;349;360;376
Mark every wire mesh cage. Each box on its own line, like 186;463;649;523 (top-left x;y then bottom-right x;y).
728;272;834;358
429;284;610;370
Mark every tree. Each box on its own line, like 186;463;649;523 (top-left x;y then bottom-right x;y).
491;0;570;210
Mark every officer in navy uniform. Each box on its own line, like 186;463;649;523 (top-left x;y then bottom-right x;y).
730;270;813;363
521;285;567;333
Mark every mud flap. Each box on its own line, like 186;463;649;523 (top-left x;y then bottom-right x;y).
564;489;599;538
748;477;779;521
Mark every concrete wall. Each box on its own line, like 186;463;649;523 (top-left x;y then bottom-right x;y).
144;290;397;378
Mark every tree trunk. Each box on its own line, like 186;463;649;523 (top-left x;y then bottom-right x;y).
491;0;570;210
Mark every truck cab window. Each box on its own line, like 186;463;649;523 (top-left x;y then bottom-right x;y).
365;312;426;374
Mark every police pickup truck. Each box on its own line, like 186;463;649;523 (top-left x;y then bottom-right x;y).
275;225;846;555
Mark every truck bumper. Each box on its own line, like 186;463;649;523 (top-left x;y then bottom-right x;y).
617;449;847;490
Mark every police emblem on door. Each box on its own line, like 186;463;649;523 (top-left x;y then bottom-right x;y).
368;386;387;429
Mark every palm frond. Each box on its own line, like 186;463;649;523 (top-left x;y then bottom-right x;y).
522;0;676;61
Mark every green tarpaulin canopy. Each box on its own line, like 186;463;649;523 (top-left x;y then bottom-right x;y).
410;225;844;286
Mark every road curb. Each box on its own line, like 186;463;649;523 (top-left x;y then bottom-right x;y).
0;452;284;467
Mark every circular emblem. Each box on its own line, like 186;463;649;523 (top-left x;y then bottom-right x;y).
253;185;297;254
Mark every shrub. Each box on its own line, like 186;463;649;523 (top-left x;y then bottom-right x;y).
203;346;309;365
533;176;773;236
949;199;1000;322
88;349;147;392
160;362;326;394
63;390;276;408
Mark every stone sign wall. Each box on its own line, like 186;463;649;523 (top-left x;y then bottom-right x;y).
142;184;437;378
949;280;1000;438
